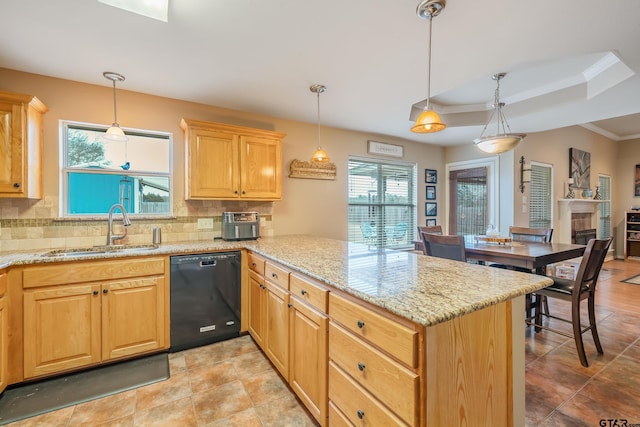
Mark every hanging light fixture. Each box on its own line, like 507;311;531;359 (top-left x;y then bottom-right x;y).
411;0;446;133
473;73;526;154
103;71;128;142
310;84;330;163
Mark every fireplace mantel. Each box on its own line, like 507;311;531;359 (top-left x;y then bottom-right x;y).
556;199;604;244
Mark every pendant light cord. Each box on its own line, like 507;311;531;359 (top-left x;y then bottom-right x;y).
112;79;119;126
316;89;321;149
426;15;433;110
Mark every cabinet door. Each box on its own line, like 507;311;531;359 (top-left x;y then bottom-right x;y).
240;135;282;199
102;276;165;360
23;284;101;378
0;101;23;195
290;297;328;426
264;281;290;380
187;129;239;199
248;270;266;347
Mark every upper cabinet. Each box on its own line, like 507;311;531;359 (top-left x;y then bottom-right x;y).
181;118;285;200
0;91;48;199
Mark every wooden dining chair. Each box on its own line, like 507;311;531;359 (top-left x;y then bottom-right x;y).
526;237;613;367
509;226;553;243
421;233;467;262
416;225;443;255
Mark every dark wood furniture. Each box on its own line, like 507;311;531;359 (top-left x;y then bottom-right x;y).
421;233;467;262
526;237;613;367
509;226;553;243
416;225;443;254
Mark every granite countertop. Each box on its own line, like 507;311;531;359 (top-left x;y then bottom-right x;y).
0;235;552;327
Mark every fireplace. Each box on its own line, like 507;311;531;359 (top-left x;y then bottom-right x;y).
574;228;597;245
556;199;603;244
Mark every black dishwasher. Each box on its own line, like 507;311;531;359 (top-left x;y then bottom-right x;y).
169;252;241;352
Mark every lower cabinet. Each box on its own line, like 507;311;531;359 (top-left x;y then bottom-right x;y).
264;279;290;380
0;271;7;394
21;257;166;379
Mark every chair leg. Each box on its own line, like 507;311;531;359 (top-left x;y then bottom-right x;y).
533;295;542;333
572;300;589;367
588;294;603;355
542;295;549;316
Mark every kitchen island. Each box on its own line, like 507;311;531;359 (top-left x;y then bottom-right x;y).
1;235;552;426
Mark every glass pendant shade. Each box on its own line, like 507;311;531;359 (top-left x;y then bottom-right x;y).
105;124;128;142
473;73;525;154
411;109;446;133
312;147;330;163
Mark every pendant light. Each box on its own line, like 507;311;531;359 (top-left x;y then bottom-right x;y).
473;73;526;154
411;0;446;133
103;71;128;142
310;84;330;163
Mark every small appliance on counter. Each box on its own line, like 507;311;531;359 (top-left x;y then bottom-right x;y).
222;212;260;241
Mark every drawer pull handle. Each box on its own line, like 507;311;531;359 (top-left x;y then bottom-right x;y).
93;290;99;296
357;320;365;329
103;289;108;294
357;362;366;371
301;289;308;295
272;272;278;279
357;410;365;420
252;262;256;267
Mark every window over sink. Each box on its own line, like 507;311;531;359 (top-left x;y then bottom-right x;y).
60;121;172;217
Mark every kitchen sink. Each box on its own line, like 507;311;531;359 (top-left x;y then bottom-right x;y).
43;244;159;258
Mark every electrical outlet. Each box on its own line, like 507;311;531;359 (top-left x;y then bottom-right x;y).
197;218;214;230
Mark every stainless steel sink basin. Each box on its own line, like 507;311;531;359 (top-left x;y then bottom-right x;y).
43;244;159;258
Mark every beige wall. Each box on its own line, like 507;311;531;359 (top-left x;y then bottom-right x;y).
0;68;443;249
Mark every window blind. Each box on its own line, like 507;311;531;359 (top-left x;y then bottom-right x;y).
348;158;416;249
598;175;611;239
448;167;487;235
529;164;552;229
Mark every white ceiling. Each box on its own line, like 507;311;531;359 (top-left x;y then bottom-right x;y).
1;0;640;147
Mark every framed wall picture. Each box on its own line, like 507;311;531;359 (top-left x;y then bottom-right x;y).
635;164;640;197
426;219;436;227
425;202;437;216
425;169;437;184
426;185;436;200
569;147;591;189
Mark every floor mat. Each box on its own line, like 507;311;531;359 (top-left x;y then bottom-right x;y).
0;353;169;425
621;273;640;285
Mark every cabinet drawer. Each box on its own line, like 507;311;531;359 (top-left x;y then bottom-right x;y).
329;362;407;427
0;272;6;297
290;273;328;313
265;261;290;290
23;257;165;288
329;293;418;368
329;322;418;425
247;252;265;276
329;401;355;427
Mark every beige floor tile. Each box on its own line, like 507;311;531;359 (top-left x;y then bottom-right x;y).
253;395;318;427
6;406;74;427
67;390;136;426
136;371;193;411
206;407;263;427
133;396;197;427
231;349;273;380
241;369;293;406
188;360;239;394
193;380;253;425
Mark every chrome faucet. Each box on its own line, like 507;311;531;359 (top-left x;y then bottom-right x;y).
107;204;132;246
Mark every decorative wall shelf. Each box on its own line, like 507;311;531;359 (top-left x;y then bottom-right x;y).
288;159;337;180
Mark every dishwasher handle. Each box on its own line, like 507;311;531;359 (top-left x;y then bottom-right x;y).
199;259;217;267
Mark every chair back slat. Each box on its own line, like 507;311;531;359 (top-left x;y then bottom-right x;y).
421;233;466;262
509;226;553;243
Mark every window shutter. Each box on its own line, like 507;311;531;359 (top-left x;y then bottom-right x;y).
529;164;552;229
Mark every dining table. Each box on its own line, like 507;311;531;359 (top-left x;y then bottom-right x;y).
463;236;586;275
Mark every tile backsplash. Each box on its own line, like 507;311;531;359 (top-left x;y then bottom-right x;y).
0;196;274;252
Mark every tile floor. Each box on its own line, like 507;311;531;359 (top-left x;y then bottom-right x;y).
5;260;640;427
5;336;318;426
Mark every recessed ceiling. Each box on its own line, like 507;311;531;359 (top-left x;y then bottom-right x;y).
0;0;639;146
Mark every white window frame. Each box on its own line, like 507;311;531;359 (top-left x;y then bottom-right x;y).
59;120;174;218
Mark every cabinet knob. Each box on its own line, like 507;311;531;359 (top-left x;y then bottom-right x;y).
301;289;307;296
13;183;20;188
103;289;109;294
272;272;278;279
288;303;292;308
357;320;365;329
357;410;365;420
252;262;256;267
242;191;246;195
234;190;238;194
357;362;366;372
93;290;99;296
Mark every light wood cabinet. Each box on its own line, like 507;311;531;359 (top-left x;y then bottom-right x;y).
248;270;266;348
264;279;289;380
181;118;285;201
0;272;8;394
21;257;167;379
0;90;47;199
329;292;421;426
